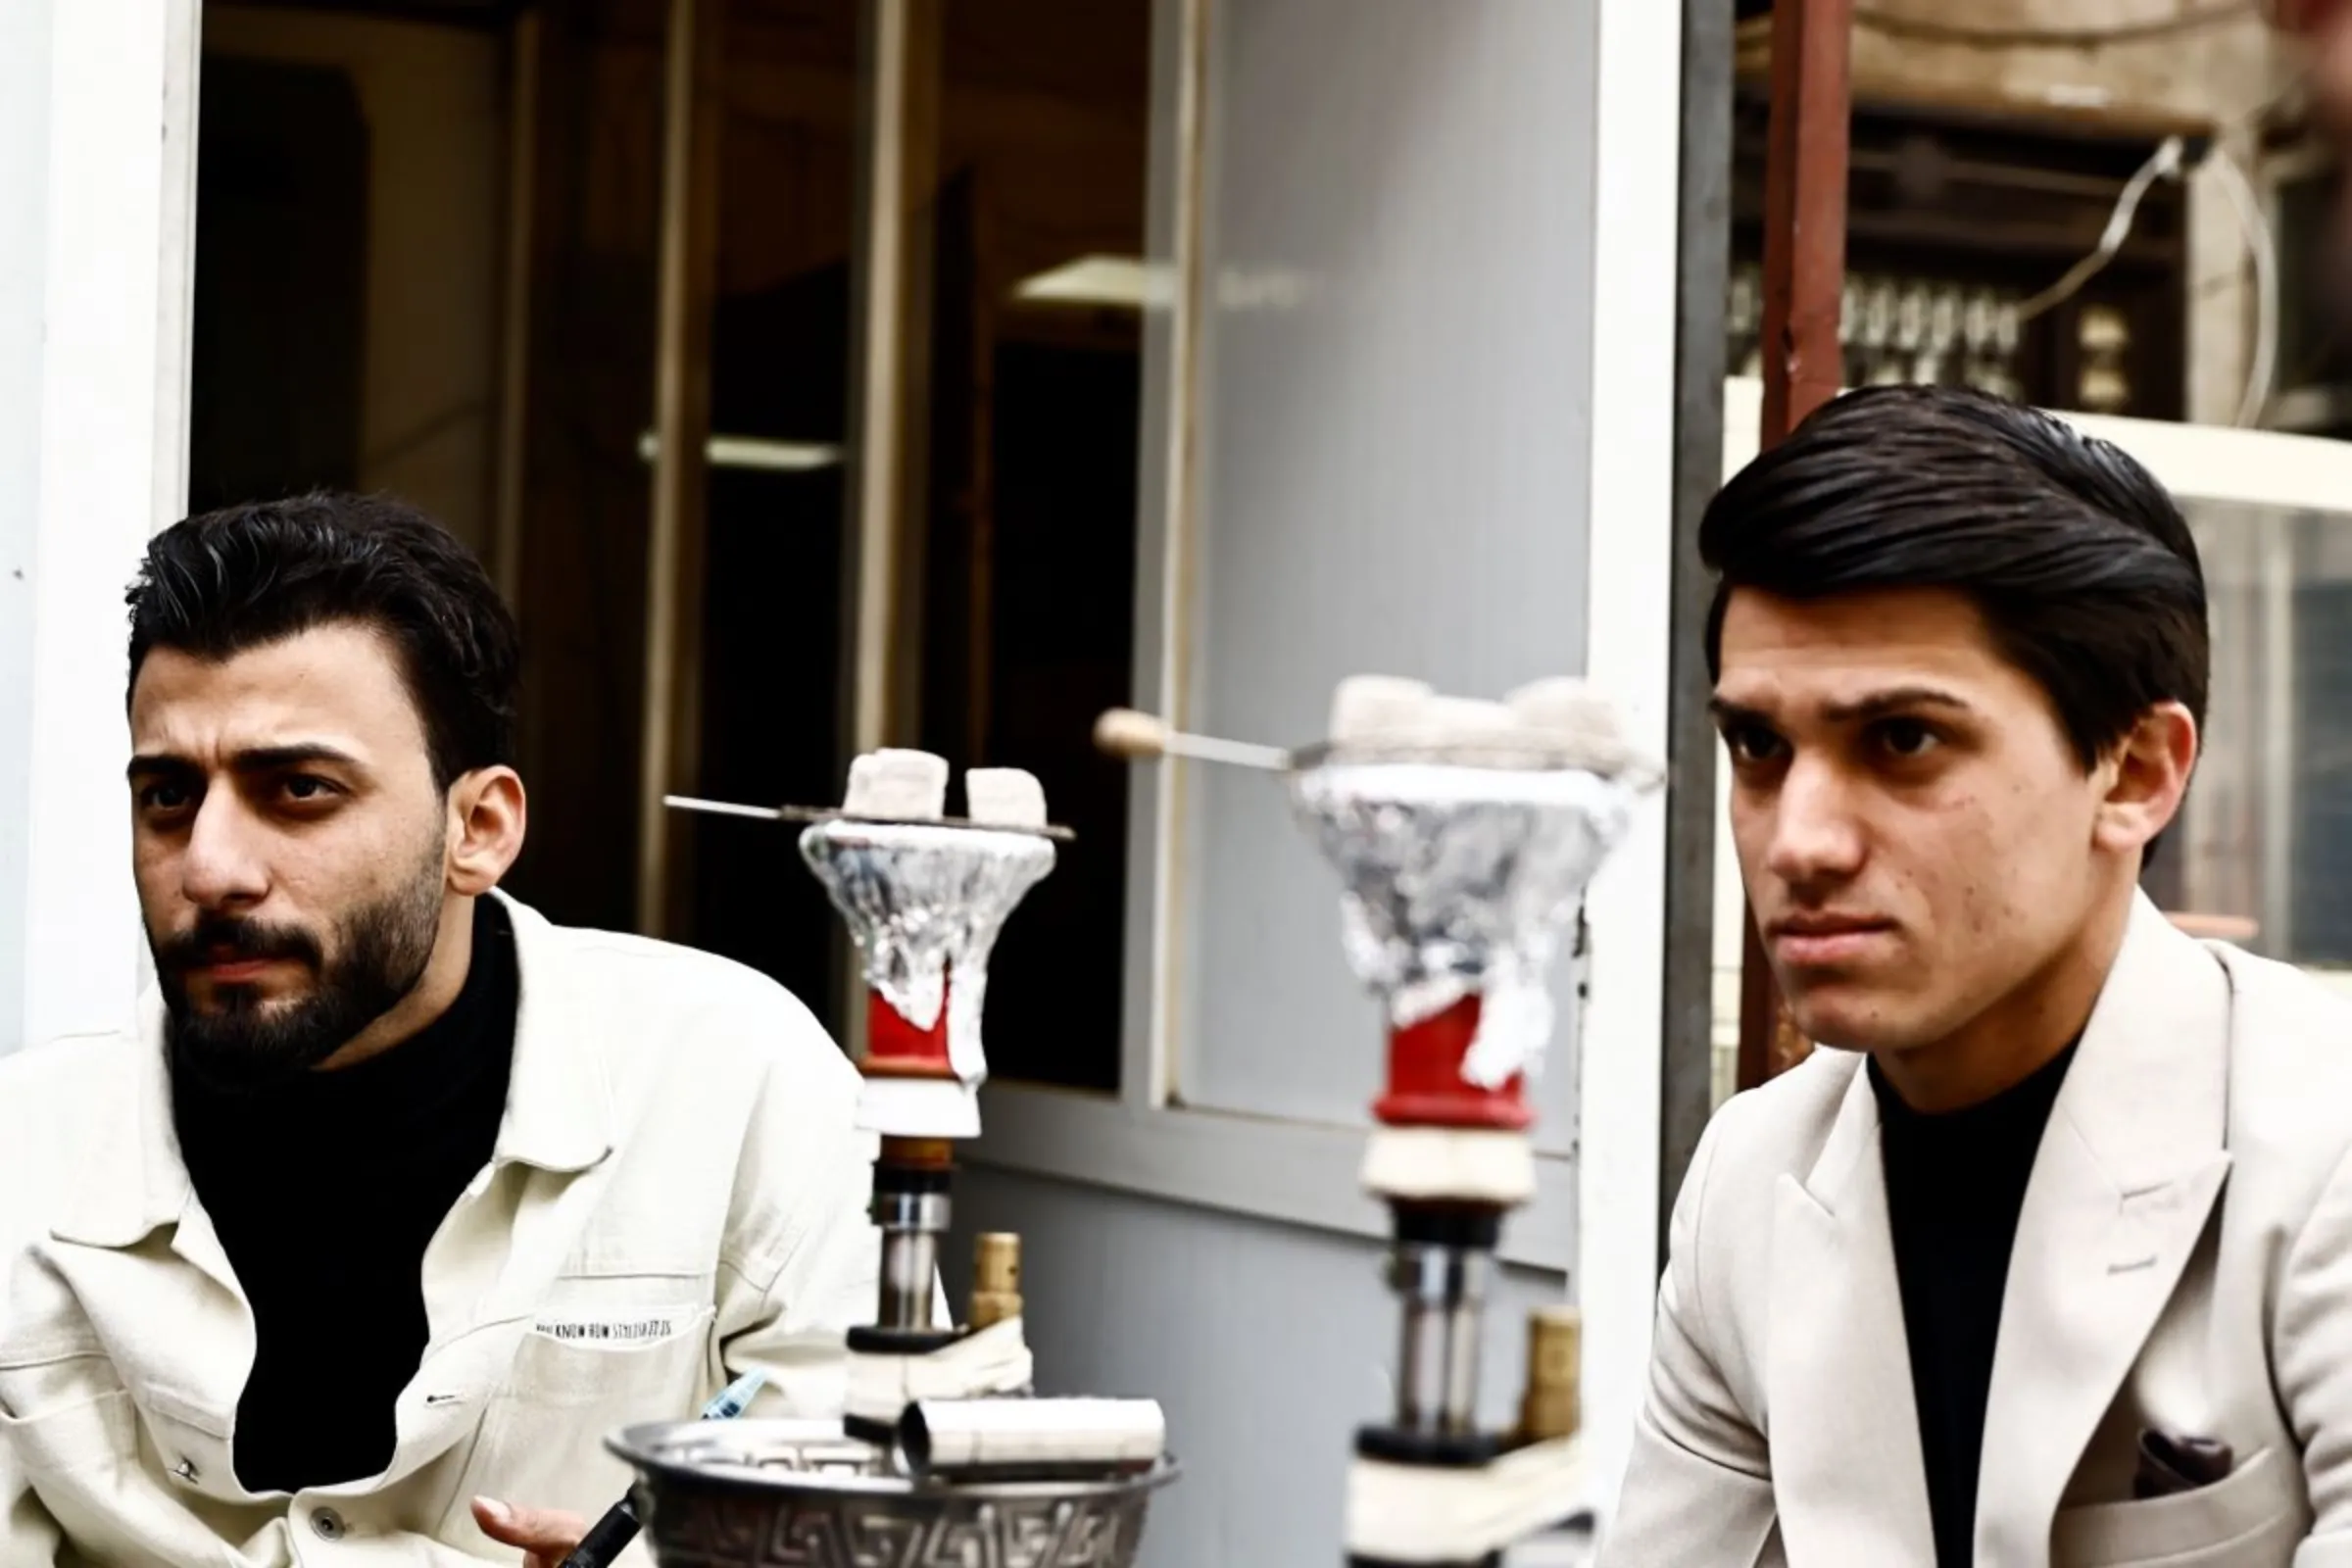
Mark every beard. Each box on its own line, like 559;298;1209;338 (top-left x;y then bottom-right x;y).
155;847;447;1095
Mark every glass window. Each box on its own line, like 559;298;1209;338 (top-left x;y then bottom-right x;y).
2156;499;2352;979
906;0;1154;1093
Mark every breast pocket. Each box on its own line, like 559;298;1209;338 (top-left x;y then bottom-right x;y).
0;1379;136;1479
2052;1446;2302;1567
438;1301;718;1546
0;1381;219;1568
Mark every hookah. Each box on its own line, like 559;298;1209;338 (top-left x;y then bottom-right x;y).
1098;672;1655;1567
604;755;1179;1568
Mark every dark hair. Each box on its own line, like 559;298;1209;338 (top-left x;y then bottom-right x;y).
127;493;520;790
1701;384;2208;768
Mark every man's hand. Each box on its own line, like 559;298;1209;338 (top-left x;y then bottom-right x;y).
471;1495;588;1568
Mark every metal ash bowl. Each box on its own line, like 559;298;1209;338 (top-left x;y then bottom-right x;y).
610;1419;1178;1568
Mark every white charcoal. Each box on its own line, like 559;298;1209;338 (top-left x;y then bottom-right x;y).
844;749;950;819
965;767;1048;828
1505;677;1624;755
1329;675;1435;744
1412;696;1525;752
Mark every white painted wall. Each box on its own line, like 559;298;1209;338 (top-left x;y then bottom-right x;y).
0;0;201;1056
201;6;506;557
0;0;58;1063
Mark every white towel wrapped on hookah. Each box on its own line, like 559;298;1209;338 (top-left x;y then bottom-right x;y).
1359;1124;1538;1207
853;1075;983;1141
844;1317;1037;1428
1345;1435;1590;1564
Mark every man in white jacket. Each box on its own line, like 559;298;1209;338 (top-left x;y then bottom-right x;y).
0;493;879;1566
1602;386;2352;1566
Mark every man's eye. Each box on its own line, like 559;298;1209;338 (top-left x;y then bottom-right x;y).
280;775;339;804
137;783;193;812
1875;718;1940;760
1723;725;1787;765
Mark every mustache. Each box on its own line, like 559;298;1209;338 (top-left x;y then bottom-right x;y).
155;913;323;975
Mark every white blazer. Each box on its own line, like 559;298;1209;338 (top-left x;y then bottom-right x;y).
1603;894;2352;1567
0;893;881;1566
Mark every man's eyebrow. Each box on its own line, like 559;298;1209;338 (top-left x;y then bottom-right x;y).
1706;687;1976;728
125;753;195;782
125;743;370;781
1706;697;1770;728
229;744;370;773
1819;686;1975;723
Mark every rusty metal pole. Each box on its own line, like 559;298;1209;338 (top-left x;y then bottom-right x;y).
1735;0;1852;1091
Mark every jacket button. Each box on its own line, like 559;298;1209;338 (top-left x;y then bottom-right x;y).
311;1507;347;1541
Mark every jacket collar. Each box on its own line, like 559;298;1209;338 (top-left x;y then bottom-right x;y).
1768;891;2234;1564
51;890;612;1250
1972;892;2232;1563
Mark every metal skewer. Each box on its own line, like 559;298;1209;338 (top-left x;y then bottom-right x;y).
664;794;789;822
1091;709;1292;772
664;794;1076;842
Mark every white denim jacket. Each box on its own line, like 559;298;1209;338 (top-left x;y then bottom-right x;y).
0;892;881;1566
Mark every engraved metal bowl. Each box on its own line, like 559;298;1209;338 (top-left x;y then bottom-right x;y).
610;1419;1179;1568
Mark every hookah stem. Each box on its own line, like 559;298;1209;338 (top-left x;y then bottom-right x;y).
875;1136;955;1329
1388;1200;1503;1439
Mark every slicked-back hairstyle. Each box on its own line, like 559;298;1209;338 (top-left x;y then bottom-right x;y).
1700;384;2208;769
126;493;520;791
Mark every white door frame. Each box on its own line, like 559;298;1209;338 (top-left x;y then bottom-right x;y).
4;0;202;1055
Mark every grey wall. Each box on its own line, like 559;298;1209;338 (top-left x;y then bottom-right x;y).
1174;0;1600;1137
0;0;53;1055
953;1169;1570;1568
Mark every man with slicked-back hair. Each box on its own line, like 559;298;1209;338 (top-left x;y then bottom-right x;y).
1602;385;2352;1567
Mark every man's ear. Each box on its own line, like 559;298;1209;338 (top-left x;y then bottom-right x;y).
447;766;526;896
2092;701;2197;856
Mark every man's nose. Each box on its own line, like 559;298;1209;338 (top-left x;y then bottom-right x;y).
179;796;270;908
1761;755;1866;891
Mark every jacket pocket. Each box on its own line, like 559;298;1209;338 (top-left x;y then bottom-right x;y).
0;1388;216;1568
0;1385;136;1479
2051;1445;2300;1566
437;1302;717;1546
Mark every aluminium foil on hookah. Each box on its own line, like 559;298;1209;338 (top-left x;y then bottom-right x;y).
1290;760;1639;1089
799;821;1057;1082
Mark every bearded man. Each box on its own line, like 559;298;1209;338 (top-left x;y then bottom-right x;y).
0;494;878;1566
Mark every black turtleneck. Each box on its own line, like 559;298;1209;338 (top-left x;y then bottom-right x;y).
1872;1041;2079;1568
172;896;519;1495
